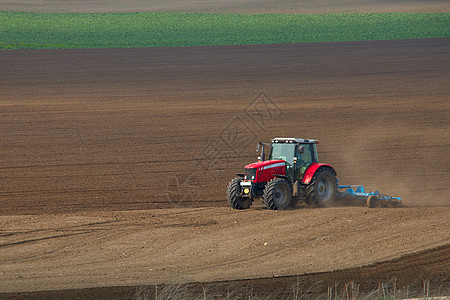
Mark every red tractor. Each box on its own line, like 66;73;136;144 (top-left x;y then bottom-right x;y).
227;137;337;210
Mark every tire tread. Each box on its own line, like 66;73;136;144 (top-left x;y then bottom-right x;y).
304;167;337;207
263;178;292;210
227;178;252;209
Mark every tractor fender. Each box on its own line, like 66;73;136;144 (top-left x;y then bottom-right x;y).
301;163;336;185
274;174;291;183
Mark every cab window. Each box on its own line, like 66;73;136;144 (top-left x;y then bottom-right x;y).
269;143;295;165
296;144;315;165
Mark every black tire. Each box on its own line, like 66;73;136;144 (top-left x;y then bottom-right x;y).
226;178;253;209
305;168;337;207
367;195;378;208
263;178;293;210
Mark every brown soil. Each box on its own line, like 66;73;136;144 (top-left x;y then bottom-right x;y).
0;207;449;298
0;38;449;297
0;39;449;215
5;246;449;299
0;0;448;13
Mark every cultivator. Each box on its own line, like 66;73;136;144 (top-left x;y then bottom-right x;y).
337;184;402;208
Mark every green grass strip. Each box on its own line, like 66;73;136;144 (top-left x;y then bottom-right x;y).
0;11;449;49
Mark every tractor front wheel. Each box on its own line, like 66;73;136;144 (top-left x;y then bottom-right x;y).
227;178;253;209
263;178;293;210
305;168;337;207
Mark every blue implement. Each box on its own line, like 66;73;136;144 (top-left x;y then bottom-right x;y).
337;184;401;207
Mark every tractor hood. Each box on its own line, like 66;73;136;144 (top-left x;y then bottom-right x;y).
244;160;286;183
245;160;285;170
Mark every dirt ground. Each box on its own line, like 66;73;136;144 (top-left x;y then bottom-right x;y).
1;207;449;298
0;38;449;215
0;0;449;13
0;38;449;297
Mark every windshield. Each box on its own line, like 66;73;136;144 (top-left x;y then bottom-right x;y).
269;143;295;165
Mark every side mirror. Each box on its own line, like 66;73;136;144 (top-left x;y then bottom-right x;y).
256;143;260;153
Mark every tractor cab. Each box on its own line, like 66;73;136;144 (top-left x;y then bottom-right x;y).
260;138;319;183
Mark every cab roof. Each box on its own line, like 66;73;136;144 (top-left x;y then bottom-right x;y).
272;137;318;144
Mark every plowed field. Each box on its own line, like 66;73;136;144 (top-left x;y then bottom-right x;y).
0;38;449;298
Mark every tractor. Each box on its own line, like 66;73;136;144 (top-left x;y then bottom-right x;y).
227;137;337;210
226;137;401;210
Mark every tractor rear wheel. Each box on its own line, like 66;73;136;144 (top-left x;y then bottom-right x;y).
367;195;378;208
305;168;337;207
227;178;253;209
263;178;293;210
